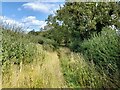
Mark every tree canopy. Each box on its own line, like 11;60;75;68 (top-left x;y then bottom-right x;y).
46;2;120;43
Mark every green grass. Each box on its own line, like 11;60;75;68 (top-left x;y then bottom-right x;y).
2;26;120;88
58;47;120;88
2;44;66;88
2;28;38;88
2;27;66;88
58;48;99;88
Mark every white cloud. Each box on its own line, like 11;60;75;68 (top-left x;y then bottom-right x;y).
0;16;47;32
22;2;61;14
22;16;47;30
22;16;38;24
0;16;24;27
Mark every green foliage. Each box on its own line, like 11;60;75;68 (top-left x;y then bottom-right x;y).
27;31;59;50
46;2;120;47
2;29;37;65
1;1;120;88
69;40;81;52
58;48;119;88
81;27;120;82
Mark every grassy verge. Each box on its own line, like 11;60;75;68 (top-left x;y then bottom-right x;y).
57;47;119;88
2;44;66;88
2;26;120;88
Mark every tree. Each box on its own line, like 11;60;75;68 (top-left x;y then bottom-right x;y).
28;29;38;35
46;2;120;49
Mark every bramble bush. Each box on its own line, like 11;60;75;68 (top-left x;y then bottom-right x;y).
58;27;120;88
81;27;120;83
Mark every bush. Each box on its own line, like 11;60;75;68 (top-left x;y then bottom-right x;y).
58;48;118;88
2;29;37;65
69;40;81;52
81;27;120;78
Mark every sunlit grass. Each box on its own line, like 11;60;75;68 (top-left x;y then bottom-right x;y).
2;27;120;88
2;45;66;88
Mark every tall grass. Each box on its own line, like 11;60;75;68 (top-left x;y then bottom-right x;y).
2;44;66;88
2;24;120;88
2;26;38;87
2;26;65;88
57;27;120;88
58;47;120;88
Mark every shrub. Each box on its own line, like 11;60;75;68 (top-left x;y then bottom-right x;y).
69;40;82;52
81;27;120;79
58;48;115;88
2;29;37;65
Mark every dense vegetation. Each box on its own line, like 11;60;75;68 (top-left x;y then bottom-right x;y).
44;2;120;47
1;1;120;88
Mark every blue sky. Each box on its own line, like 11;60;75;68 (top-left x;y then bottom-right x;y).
1;1;65;32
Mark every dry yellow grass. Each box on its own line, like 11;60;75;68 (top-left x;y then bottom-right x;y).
2;44;66;88
39;51;66;88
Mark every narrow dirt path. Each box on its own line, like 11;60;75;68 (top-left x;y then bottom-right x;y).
40;51;66;88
